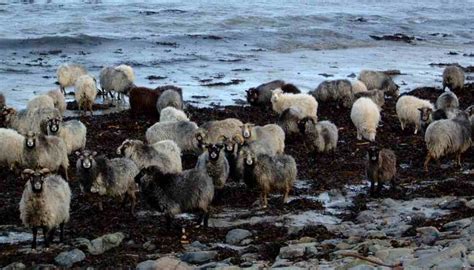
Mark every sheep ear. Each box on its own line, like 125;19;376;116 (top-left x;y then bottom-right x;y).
417;108;423;113
75;151;82;157
92;151;97;156
21;169;34;179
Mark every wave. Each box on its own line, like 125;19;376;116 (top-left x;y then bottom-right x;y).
0;34;112;49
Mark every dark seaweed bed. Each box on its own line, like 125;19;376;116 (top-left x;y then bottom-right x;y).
0;84;473;268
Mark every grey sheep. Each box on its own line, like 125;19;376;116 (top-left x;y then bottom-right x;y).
134;166;214;227
47;89;67;115
424;111;472;171
0;128;26;170
75;150;139;214
354;89;385;108
43;117;87;155
435;91;459;112
358;70;399;97
145;120;201;153
277;107;305;136
22;131;69;181
310;79;354;108
196;143;230;189
19;168;71;249
99;65;135;100
241;123;285;154
156;89;184;114
241;150;297;208
117;139;182;174
443;65;465;91
198;118;244;146
366;146;397;196
298;118;338;153
418;107;448;133
2;107;62;134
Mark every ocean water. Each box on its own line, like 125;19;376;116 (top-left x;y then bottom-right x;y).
0;0;473;108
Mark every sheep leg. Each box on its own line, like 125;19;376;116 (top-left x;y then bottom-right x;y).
47;227;56;244
59;222;65;243
203;211;209;228
62;165;69;181
414;125;418;135
356;128;362;140
455;153;462;168
263;192;268;208
60;86;65;95
369;178;375;196
109;91;115;99
376;180;383;194
400;120;405;131
129;191;136;215
32;227;38;249
98;200;103;211
283;185;290;204
424;153;433;172
42;226;50;248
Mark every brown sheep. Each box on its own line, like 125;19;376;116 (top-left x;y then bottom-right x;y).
129;85;182;117
366;146;397;196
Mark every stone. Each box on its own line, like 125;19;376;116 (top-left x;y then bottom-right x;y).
466;199;474;209
416;226;440;245
279;245;306;259
2;262;26;270
225;229;252;245
439;197;466;209
468;252;474;266
434;257;466;269
348;265;377;270
366;230;386;239
375;248;414;264
356;211;376;223
443;218;472;231
136;257;192;270
143;241;156;251
180;251;217;264
408;243;467;268
335;242;352;250
54;249;86;268
74;232;125;255
271;259;292;268
190;241;208;250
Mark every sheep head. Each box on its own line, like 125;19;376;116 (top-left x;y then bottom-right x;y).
24;131;37;149
194;129;207;149
220;135;236;153
465;105;474;117
246;88;259;105
206;143;224;161
117;139;136;155
232;134;245;146
298;116;316;135
271;89;283;103
75;150;97;169
46;117;62;134
418;107;433;122
241;148;256;167
367;146;380;164
22;168;51;193
242;123;255;139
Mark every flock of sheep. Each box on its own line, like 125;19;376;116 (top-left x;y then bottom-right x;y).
0;63;472;250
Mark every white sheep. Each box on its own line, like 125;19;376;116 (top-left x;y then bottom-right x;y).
19;168;71;249
3;107;62;135
352;80;368;94
0;128;25;170
75;74;97;116
271;89;318;118
56;63;88;95
145;120;200;153
350;97;381;142
241;123;285;154
47;89;67;115
159;107;189;122
396;95;434;134
43;118;87;155
26;95;55;112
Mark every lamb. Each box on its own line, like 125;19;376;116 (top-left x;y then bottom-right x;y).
271;89;318;118
159;107;189;122
198;118;244;145
424;111;472;171
0;128;25;170
156;89;184;114
117;139;182;174
46;89;67;115
134;166;214;227
74;74;97;116
75;150;139;213
3;107;62;135
419;107;448;133
352;80;368;94
277;107;304;136
350;97;381;142
43;117;87;155
26;95;55;112
145;120;200;152
196;143;230;189
99;65;135;100
22;131;69;180
221;135;240;181
19;168;71;249
129;85;182;117
443;65;465;91
245;80;301;106
298;117;338;153
241;123;285;154
241;150;297;208
358;70;399;97
396;95;434;134
366;146;397;196
435;91;459;112
310;79;354;108
56;63;88;95
354;89;385;108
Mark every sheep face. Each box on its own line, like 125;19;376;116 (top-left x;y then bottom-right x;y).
195;130;206;149
135;166;161;186
222;136;236;153
418;107;433;122
241;148;256;167
117;139;133;155
206;143;224;161
24;132;36;149
271;89;283;104
297;117;316;134
382;79;399;96
367;146;379;164
242;123;255;139
246;88;259;105
362;128;376;142
22;168;51;193
76;150;97;169
46;117;61;134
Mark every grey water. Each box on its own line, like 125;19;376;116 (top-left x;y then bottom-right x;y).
0;0;473;109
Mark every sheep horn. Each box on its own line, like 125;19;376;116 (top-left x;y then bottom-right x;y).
39;168;51;176
232;134;245;145
21;169;35;179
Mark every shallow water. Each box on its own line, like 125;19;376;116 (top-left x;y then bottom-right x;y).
0;0;473;108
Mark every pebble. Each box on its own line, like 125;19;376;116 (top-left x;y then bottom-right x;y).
416;226;440;245
54;249;86;268
136;257;192;270
443;218;472;231
180;251;217;264
225;229;252;245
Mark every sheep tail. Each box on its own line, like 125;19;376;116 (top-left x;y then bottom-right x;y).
339;252;403;269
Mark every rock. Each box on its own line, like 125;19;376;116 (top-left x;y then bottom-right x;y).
375;248;414;264
466;199;474;209
366;230;386;239
443;218;472;231
190;241;208;250
439;197;467;209
356;211;376;223
240;253;258;263
54;249;86;268
348;265;377;270
32;265;58;270
468;252;474;266
143;241;156;252
279;245;306;259
137;257;193;270
382;224;412;237
180;251;217;264
335;242;352;250
225;229;252;245
240;238;253;245
73;232;125;255
408;243;467;268
416;226;440;245
434;257;466;269
2;262;26;270
272;259;292;268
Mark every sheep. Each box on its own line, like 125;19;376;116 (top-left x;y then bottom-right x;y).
26;95;54;112
240;123;285;154
99;65;135;100
134;166;214;227
75;150;139;213
0;92;5;109
277;107;305;136
129;85;182;117
196;143;230;189
221;135;240;181
145;120;201;153
159;107;189;122
298;117;338;153
246;80;302;106
156;89;184;114
352;80;368;94
435;91;459;112
358;70;399;97
56;63;88;95
19;168;71;249
198;118;244;145
22;131;69;181
443;65;465;91
241;150;297;208
74;74;97;116
396;95;434;134
350;97;381;142
0;128;25;170
424;111;472;171
117;139;182;174
366;146;397;196
419;107;448;133
310;79;354;108
354;89;385;108
43;117;87;155
2;107;62;134
271;89;318;118
46;89;67;115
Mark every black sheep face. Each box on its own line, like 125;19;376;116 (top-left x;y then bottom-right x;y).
24;132;36;149
242;149;256;167
367;146;379;163
246;88;259;105
207;144;223;161
298;117;315;135
76;150;97;170
22;168;50;193
224;141;235;153
47;117;61;134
